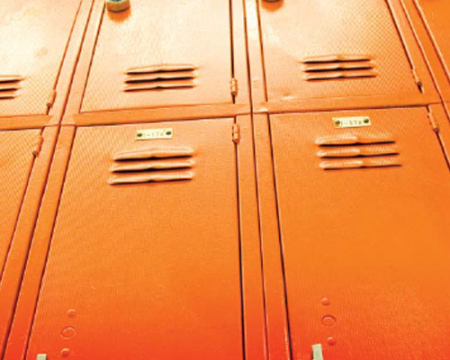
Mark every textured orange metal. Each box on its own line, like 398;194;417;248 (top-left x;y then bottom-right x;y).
0;0;82;118
0;130;40;279
4;1;450;360
245;0;438;113
268;107;450;360
79;0;245;113
22;120;246;360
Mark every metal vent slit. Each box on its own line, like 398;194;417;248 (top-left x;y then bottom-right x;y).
316;134;400;170
109;146;195;185
124;64;197;92
302;55;376;81
0;75;23;99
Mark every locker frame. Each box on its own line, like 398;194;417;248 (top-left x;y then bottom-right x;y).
3;115;266;360
400;0;450;102
244;0;441;115
251;104;450;360
62;0;251;127
0;0;93;131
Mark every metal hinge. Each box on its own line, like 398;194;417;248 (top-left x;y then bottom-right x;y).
46;90;57;109
412;68;423;92
428;110;440;133
312;344;324;360
230;78;239;97
232;124;240;144
33;135;44;156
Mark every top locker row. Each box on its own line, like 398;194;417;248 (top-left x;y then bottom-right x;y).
1;0;450;129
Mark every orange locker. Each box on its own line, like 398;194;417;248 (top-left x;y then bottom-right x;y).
266;107;450;359
21;119;247;360
79;0;245;113
0;130;41;278
254;0;435;108
0;0;82;117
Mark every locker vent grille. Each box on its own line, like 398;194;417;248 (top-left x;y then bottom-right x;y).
302;55;376;81
109;146;194;185
124;64;197;92
0;75;23;99
316;134;400;170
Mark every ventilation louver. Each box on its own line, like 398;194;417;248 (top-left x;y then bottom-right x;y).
303;55;377;81
0;75;23;99
124;64;197;92
109;146;195;185
316;134;400;170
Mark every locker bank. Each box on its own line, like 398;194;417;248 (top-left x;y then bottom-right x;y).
1;1;450;360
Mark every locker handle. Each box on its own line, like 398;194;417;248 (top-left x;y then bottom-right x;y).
110;158;195;173
113;147;194;161
317;144;399;158
320;157;401;170
316;134;395;146
108;170;194;185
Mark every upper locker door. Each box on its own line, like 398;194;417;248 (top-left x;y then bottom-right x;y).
259;0;424;103
25;119;243;360
0;0;81;117
0;130;40;278
81;0;234;112
412;0;450;80
270;108;450;360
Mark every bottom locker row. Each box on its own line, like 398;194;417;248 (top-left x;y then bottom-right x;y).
1;107;450;360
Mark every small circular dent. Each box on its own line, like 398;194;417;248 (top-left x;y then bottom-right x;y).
322;315;337;327
61;327;76;339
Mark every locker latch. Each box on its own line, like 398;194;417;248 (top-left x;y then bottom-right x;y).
312;344;324;360
46;90;57;109
232;124;241;144
230;78;239;97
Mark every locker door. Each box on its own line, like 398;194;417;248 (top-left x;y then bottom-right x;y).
270;108;450;360
25;120;243;360
0;130;40;277
412;0;450;80
0;0;81;117
82;0;234;112
259;0;423;103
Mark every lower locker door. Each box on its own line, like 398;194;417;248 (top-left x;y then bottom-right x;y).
26;119;243;360
270;108;450;360
0;130;40;278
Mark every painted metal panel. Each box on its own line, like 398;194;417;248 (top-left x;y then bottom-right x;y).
270;108;450;360
25;119;243;360
259;0;424;103
81;0;234;112
0;130;40;278
411;0;450;82
0;0;81;117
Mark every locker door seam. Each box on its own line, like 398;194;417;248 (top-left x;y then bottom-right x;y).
47;0;85;115
235;118;248;360
266;118;294;360
78;2;107;114
385;0;424;93
21;128;78;360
